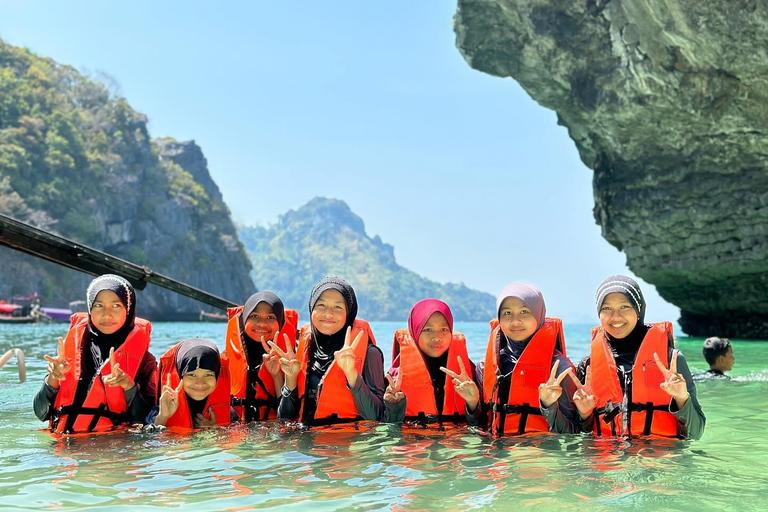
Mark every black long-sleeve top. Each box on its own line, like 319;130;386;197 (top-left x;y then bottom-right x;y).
33;351;158;426
277;344;386;423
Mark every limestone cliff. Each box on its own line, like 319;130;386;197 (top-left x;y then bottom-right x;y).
455;0;768;338
239;197;496;322
0;39;255;319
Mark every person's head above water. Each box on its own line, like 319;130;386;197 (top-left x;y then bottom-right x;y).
309;277;357;337
703;336;734;372
496;283;546;343
176;338;221;401
86;274;136;337
595;275;646;340
408;299;453;358
241;291;285;343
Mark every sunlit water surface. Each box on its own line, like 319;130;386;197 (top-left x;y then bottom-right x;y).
1;321;767;511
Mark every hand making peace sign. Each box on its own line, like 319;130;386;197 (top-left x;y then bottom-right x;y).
102;346;136;391
43;337;71;389
384;369;405;405
537;360;573;408
268;336;301;391
654;350;690;408
569;365;597;420
156;373;184;426
334;327;366;388
440;357;480;413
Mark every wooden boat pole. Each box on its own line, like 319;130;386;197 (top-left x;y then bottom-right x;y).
0;213;237;311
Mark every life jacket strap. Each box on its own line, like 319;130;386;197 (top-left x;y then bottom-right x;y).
309;413;363;427
629;401;669;436
55;405;126;433
492;402;541;435
404;412;467;426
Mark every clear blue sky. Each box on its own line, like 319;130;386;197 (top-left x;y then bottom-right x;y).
0;1;680;323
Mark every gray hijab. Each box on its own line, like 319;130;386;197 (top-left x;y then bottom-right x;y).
496;282;547;331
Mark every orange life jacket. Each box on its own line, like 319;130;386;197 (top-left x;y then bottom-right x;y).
51;313;151;433
158;342;232;431
296;319;376;426
589;322;679;438
483;317;566;436
391;328;472;425
225;306;298;421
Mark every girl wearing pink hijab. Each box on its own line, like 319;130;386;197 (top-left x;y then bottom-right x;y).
383;299;484;426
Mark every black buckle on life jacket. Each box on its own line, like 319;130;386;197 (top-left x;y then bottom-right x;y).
628;401;668;436
55;405;126;433
492;403;541;435
594;400;622;436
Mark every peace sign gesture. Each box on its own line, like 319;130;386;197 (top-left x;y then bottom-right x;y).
260;333;287;378
261;332;287;392
440;357;480;413
334;327;366;388
102;347;136;391
654;351;690;407
538;361;573;407
156;373;184;426
43;337;71;390
268;336;301;391
384;370;405;405
569;365;596;420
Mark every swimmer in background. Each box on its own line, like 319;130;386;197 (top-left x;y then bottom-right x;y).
693;337;734;381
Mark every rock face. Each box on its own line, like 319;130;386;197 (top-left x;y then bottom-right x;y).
0;39;255;319
239;197;496;322
454;0;768;338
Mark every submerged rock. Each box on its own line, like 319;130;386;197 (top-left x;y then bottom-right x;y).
454;0;768;338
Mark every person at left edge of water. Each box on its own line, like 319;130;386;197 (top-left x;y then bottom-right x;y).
34;274;157;433
273;277;385;426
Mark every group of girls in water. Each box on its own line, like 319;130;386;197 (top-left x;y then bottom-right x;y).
34;273;706;439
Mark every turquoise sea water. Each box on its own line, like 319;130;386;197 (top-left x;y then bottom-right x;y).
1;321;767;511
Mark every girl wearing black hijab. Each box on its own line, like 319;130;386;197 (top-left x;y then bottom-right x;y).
274;277;386;425
148;338;237;429
573;275;705;439
34;274;157;433
226;291;297;422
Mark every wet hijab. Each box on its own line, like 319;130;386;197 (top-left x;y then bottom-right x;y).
240;291;286;363
496;283;546;372
408;299;454;397
84;274;137;378
595;275;649;359
175;338;221;419
308;277;357;375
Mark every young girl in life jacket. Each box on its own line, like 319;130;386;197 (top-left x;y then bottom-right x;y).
570;275;706;439
383;299;484;426
483;283;580;435
225;291;297;422
272;277;385;426
148;338;237;430
33;274;157;433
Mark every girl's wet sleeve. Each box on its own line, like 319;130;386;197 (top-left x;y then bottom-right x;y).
465;360;486;427
125;352;158;423
382;366;406;423
669;349;706;440
349;344;386;421
539;353;581;433
33;379;58;422
277;387;300;420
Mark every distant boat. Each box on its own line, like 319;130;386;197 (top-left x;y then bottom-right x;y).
199;310;228;323
40;307;73;323
0;295;72;324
